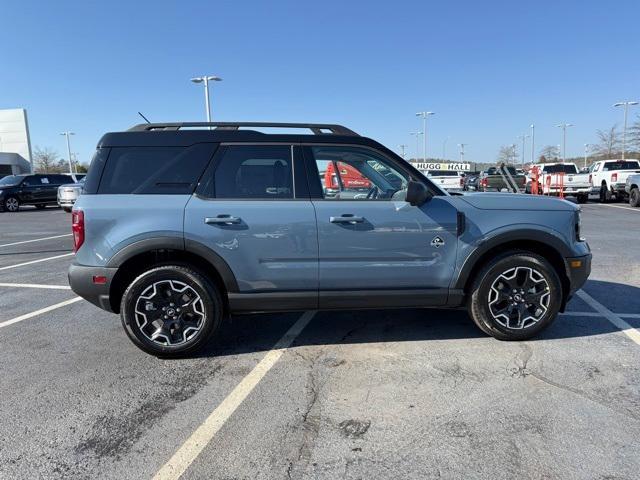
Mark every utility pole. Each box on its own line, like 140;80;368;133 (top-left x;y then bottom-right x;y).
60;131;75;174
398;144;408;159
530;124;535;164
517;134;530;167
442;136;450;160
555;123;573;163
415;111;435;162
457;143;467;162
410;132;423;162
613;101;638;159
583;144;591;169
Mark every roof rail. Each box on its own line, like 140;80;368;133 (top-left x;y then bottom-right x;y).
127;122;359;136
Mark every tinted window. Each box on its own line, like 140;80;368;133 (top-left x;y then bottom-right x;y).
22;176;41;186
603;161;640;171
427;171;459;177
49;175;71;184
544;164;578;174
208;145;293;199
98;144;215;194
0;175;22;186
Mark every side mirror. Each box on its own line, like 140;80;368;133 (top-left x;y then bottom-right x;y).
406;180;432;206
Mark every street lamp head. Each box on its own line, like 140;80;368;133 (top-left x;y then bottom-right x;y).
207;76;222;82
190;77;204;84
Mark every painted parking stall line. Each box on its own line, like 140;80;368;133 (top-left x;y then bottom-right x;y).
0;252;74;271
153;310;316;480
577;290;640;345
0;283;71;290
0;297;82;330
0;233;72;248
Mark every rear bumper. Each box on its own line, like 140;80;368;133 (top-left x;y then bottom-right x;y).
68;263;117;312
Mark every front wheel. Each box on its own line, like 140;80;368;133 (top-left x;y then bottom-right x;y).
468;251;562;340
630;187;640;207
3;196;19;212
599;184;612;203
120;265;223;356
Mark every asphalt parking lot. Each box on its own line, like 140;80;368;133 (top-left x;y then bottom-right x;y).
1;202;639;480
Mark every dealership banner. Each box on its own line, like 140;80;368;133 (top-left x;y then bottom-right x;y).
410;162;470;171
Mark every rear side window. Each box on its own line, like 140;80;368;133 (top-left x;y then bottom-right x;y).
97;144;216;194
204;145;294;199
544;164;578;174
603;161;640;171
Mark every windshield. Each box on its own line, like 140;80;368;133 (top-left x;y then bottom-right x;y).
0;175;22;186
544;164;578;174
603;161;640;171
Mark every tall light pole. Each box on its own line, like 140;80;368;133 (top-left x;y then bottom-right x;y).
415;111;435;162
191;75;222;122
457;143;467;162
398;144;408;159
410;132;423;161
555;123;573;163
583;144;591;169
60;131;75;174
613;101;638;159
530;124;535;165
517;134;530;167
442;136;450;160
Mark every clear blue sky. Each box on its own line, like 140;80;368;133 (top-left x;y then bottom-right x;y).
1;0;639;165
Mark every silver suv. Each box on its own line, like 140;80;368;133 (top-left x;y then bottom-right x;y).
68;122;591;356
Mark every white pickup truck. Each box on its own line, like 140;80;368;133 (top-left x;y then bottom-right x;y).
527;162;591;203
425;170;464;191
589;159;640;202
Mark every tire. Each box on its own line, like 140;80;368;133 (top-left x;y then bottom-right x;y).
35;204;46;210
120;265;224;357
3;196;20;212
576;194;588;204
630;187;640;207
467;251;562;340
599;184;612;203
63;207;72;213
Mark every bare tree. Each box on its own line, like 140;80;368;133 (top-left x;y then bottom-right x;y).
497;145;517;164
33;147;60;173
538;145;560;163
629;115;640;152
593;125;621;158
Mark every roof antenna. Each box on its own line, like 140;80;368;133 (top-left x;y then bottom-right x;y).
138;111;151;124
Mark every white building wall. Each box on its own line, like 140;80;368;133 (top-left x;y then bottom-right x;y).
0;108;33;168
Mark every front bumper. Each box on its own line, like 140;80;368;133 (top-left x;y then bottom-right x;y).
564;253;592;298
68;263;118;312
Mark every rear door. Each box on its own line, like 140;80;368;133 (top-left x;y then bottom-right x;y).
184;144;318;308
304;145;458;308
19;175;42;203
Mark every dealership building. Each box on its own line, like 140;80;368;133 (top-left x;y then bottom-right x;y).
0;108;33;176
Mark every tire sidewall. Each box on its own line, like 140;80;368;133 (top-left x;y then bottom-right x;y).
120;265;222;356
4;196;19;212
471;253;562;340
630;188;640;207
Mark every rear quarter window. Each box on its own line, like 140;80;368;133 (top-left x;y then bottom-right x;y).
96;144;216;194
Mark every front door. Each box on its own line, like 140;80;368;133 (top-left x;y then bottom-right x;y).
305;145;458;307
184;144;318;309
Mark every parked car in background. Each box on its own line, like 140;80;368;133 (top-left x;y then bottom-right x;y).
625;173;640;207
58;178;85;212
527;163;590;203
478;166;527;192
462;171;480;191
0;173;71;212
425;170;464;191
68;121;591;356
589;159;640;202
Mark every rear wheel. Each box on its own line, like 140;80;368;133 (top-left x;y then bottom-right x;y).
3;196;19;212
599;184;612;203
468;251;562;340
576;194;588;204
120;265;223;356
63;207;72;213
630;187;640;207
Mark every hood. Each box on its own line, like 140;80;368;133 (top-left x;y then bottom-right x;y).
459;192;578;211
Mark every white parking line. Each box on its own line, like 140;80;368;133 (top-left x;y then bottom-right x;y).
561;311;640;319
0;297;82;330
0;283;71;290
0;252;74;271
589;203;639;212
577;290;640;345
0;233;72;248
153;310;316;480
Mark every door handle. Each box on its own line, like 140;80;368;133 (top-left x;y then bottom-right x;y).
330;215;364;224
205;215;242;225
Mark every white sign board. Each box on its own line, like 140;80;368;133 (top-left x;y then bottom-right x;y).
411;162;470;171
0;108;32;165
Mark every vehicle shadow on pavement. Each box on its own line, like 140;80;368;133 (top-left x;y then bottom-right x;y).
194;280;635;358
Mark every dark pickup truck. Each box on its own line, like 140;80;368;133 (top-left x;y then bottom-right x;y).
478;165;527;192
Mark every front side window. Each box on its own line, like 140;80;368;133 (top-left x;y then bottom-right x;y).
311;146;409;201
208;145;294;199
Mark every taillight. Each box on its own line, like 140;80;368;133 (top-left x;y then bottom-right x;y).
72;210;84;252
611;173;618;182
